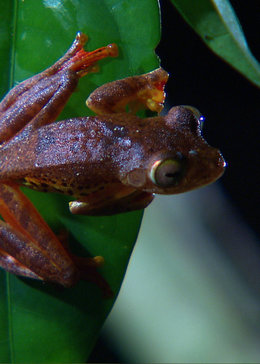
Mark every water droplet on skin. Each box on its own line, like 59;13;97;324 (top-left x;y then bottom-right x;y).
189;150;198;156
123;139;131;147
199;115;205;128
90;130;96;138
113;126;125;132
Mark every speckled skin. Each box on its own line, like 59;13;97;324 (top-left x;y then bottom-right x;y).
0;33;118;288
0;32;225;287
0;107;224;198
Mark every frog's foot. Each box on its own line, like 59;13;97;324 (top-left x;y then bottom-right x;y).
86;67;169;115
62;32;118;77
73;256;113;298
57;231;113;297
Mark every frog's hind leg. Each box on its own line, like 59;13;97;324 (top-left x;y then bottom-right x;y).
86;68;169;115
0;32;116;116
0;248;43;280
0;33;118;146
0;183;111;295
0;182;79;286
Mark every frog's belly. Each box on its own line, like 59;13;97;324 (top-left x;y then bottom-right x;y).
21;175;108;197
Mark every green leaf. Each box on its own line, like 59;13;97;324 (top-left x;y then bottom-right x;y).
170;0;260;87
0;0;160;362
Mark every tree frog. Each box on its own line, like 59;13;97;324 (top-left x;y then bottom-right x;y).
0;33;225;291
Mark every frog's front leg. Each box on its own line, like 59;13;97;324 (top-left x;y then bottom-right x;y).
69;184;154;216
0;182;110;294
86;68;169;115
0;32;117;146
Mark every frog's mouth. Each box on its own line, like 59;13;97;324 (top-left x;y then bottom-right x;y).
183;148;226;191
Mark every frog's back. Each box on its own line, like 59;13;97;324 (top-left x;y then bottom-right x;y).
0;114;156;195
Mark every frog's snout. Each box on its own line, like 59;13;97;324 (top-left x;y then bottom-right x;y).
187;146;226;189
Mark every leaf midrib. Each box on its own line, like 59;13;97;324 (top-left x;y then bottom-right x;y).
6;0;19;362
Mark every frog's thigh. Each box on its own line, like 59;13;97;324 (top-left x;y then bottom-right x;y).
0;183;78;286
0;220;50;281
0;244;42;280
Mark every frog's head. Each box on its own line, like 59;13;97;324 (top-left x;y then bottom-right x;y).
123;106;225;194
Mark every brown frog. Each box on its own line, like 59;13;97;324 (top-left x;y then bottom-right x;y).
0;33;225;290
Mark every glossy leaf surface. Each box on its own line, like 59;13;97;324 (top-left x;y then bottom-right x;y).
171;0;260;87
0;1;160;362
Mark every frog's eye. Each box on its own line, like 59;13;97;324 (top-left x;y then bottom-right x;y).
149;158;184;188
183;105;205;128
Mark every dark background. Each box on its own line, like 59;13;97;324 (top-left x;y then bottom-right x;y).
156;0;259;236
90;0;259;361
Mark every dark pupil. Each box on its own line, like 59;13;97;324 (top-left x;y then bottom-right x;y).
166;172;178;178
155;161;182;187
